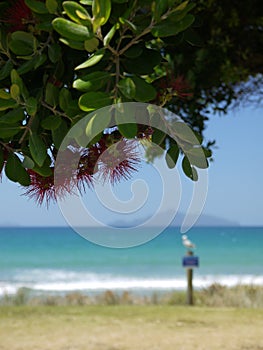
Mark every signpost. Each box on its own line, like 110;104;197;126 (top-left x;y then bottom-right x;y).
182;251;199;305
182;255;199;268
181;235;199;305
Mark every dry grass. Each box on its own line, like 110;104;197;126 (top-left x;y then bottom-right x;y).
0;305;263;350
2;284;263;308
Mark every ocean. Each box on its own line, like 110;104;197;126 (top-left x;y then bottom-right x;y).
0;226;262;296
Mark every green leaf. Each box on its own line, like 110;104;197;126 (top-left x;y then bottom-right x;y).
132;76;157;102
52;18;93;41
11;70;23;91
92;0;111;32
52;119;69;149
150;111;164;128
118;77;136;99
203;148;212;158
185;147;208;169
123;45;143;58
65;99;80;118
22;156;35;169
114;106;138;138
165;144;179;169
73;71;111;92
33;164;52;177
9;40;33;56
119;17;137;31
10;31;36;47
173;121;200;146
33;162;53;177
16;58;36;75
173;1;190;12
59;88;71;111
45;82;59;107
29;133;47;167
9;31;37;56
169;2;195;22
25;0;48;13
41;115;62;130
182;156;198;181
59;37;85;50
152;128;166;145
85;112;111;141
36;21;53;32
0;99;18;111
75;49;105;70
103;24;117;46
45;0;58;14
17;54;47;75
0;89;12;100
25;97;38;116
63;1;91;25
48;43;61;63
5;153;31;186
18;170;31;187
31;156;52;177
0;60;13;80
10;84;20;100
151;0;169;22
151;14;195;37
10;69;29;99
0;108;25;124
0;124;21;138
80;0;92;4
84;37;99;52
79;91;111;111
118;123;138;139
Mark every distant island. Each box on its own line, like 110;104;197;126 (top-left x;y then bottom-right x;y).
109;211;240;228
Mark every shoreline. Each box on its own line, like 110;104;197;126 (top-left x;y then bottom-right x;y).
1;273;263;296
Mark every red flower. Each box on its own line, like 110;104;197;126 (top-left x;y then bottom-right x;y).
23;169;56;206
98;139;141;184
4;0;33;32
76;146;100;192
155;74;193;103
23;168;73;207
170;75;193;99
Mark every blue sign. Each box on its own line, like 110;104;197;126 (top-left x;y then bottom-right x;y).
182;256;199;268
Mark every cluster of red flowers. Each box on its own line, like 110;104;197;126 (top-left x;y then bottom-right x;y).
155;74;193;103
3;0;34;32
22;137;141;206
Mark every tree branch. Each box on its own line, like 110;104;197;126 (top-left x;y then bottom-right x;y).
41;101;73;122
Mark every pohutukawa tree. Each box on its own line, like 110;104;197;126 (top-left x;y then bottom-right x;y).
0;0;262;205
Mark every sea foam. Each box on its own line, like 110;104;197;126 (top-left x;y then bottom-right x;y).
1;273;263;296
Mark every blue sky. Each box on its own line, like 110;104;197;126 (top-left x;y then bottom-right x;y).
0;104;262;227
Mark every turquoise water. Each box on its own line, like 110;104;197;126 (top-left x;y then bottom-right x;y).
0;226;262;295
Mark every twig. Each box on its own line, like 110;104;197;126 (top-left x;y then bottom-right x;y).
41;101;73;122
19;115;35;144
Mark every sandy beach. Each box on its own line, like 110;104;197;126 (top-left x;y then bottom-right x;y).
0;305;263;350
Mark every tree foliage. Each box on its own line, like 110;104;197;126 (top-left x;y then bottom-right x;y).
166;0;263;133
0;0;262;204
